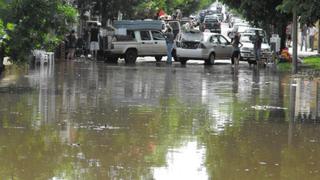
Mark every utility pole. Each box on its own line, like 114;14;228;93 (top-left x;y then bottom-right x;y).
292;8;298;74
318;20;320;54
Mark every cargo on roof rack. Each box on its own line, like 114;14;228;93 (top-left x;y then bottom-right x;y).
113;20;164;30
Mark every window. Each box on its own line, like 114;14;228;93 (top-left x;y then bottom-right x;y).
140;31;151;41
219;35;228;44
210;36;219;44
151;31;165;40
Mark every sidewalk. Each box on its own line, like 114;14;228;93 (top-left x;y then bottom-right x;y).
288;48;319;58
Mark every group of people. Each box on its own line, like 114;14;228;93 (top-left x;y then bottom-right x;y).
65;23;100;61
231;29;263;68
286;23;318;51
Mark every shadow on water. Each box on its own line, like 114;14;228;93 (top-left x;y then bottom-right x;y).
1;61;320;179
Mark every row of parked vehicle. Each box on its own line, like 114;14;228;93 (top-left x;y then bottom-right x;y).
104;5;272;65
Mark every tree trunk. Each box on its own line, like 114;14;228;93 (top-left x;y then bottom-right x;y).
292;9;298;74
280;23;287;50
0;44;4;72
318;20;320;54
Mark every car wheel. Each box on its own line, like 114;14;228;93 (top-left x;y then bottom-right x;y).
155;56;162;62
205;53;215;65
125;49;137;64
180;58;188;65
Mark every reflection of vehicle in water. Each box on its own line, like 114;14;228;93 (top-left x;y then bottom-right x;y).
176;31;233;65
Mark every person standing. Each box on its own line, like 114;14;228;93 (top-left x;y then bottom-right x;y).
253;30;263;66
66;30;77;60
308;25;317;51
90;23;100;60
231;31;242;68
300;24;308;51
286;23;292;47
163;26;175;64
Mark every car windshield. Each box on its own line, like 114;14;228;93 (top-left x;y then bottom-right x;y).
236;25;250;33
180;31;203;41
240;35;253;43
241;34;268;43
244;29;267;37
205;19;218;23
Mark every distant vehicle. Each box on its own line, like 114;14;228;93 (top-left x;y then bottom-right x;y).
176;32;233;65
239;31;272;65
202;15;221;33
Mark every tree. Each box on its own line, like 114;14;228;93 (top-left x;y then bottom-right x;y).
221;0;291;50
0;0;77;62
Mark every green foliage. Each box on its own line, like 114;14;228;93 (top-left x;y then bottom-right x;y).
85;0;212;21
0;0;77;62
303;56;320;69
277;62;292;71
278;0;320;24
0;19;5;38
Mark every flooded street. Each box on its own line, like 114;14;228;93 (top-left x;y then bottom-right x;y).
0;60;320;180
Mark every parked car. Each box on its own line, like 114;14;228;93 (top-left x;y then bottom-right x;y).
239;31;272;65
176;31;233;65
202;15;221;33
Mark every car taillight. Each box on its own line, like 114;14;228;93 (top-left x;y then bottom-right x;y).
198;43;206;49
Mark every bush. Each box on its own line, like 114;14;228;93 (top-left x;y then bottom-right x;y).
303;56;320;69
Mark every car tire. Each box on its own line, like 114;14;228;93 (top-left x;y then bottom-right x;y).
155;56;162;62
180;58;188;65
125;49;137;64
205;53;215;65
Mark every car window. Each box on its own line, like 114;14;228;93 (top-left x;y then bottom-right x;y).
219;35;228;44
210;36;219;44
151;31;165;40
140;31;151;41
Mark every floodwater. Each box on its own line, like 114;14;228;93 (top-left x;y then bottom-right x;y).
0;60;320;180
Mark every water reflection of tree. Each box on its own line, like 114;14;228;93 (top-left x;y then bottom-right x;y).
0;128;70;179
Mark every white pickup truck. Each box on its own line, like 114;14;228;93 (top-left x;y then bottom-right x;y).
105;20;180;64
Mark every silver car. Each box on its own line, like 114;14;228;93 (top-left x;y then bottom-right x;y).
176;31;233;65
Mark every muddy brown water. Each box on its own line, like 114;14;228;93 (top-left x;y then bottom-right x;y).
0;61;319;180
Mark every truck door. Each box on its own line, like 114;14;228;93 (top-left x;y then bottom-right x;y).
139;31;154;55
151;30;167;55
